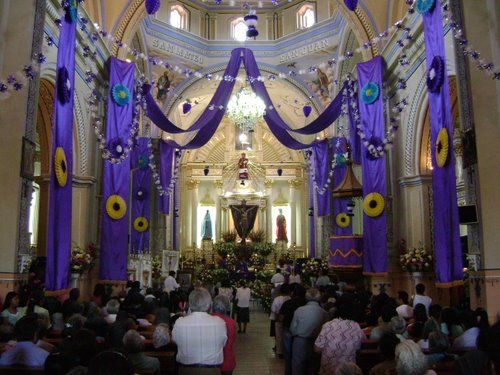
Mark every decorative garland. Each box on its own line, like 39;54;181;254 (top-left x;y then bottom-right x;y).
146;138;182;197
0;52;47;100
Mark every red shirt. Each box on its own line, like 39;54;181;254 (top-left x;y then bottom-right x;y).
212;313;236;371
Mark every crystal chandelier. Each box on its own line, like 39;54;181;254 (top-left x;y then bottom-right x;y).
226;87;266;134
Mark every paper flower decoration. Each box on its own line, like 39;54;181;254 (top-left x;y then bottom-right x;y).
182;101;192;114
57;67;71;104
344;0;358;11
336;213;350;228
66;0;79;23
106;195;127;220
133;217;149;232
427;56;445;94
135;187;148;201
415;0;435;14
303;105;312;118
107;137;125;159
361;82;380;104
137;154;149;170
112;83;131;106
54;147;68;187
244;10;259;39
363;192;385;217
335;153;347;166
435;128;449;168
145;0;161;15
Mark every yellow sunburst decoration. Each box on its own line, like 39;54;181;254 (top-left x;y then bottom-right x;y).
54;147;68;187
106;195;126;220
133;217;149;232
363;192;385;217
435;128;449;168
335;213;350;228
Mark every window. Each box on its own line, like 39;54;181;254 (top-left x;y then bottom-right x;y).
232;17;247;41
169;5;188;30
297;4;315;29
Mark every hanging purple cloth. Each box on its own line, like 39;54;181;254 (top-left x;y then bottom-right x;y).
329;236;363;268
131;138;151;254
312;139;331;216
158;141;174;214
308;167;316;258
45;9;77;291
357;56;388;275
99;58;135;282
332;137;353;236
422;0;462;287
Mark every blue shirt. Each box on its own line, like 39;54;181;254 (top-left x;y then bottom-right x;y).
290;301;328;338
0;341;49;367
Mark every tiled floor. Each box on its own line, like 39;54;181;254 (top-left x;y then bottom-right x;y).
233;306;285;375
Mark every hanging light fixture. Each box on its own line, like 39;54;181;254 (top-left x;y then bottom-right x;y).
227;87;266;133
332;143;363;198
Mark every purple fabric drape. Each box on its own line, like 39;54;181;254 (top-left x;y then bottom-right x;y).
308;170;316;258
357;56;388;275
158;141;174;214
45;12;76;291
229;204;259;242
423;1;462;286
329;236;363;268
131;138;151;253
312;139;331;216
99;58;135;282
332;137;353;236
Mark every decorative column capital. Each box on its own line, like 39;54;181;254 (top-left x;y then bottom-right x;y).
187;179;200;190
214;180;223;189
288;178;302;189
264;179;274;189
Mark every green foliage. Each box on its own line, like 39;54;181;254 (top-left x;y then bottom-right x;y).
221;230;238;243
214;242;236;258
248;230;266;243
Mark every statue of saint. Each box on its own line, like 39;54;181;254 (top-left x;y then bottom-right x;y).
201;210;213;240
156;71;171;101
276;208;288;242
315;68;330;98
238;153;249;180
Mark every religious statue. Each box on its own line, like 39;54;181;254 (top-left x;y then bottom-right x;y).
201;210;213;240
156;70;171;101
230;199;258;244
276;208;288;242
238;153;249;180
315;68;330;98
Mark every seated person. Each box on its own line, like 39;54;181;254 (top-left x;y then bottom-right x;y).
103;299;120;324
390;316;408;342
440;307;464;338
152;323;170;351
369;333;400;375
396;291;413;320
0;314;49;367
370;304;397;341
395;340;437;375
426;331;451;366
123;329;160;375
452;310;480;350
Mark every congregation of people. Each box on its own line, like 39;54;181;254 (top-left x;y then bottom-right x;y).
0;269;498;375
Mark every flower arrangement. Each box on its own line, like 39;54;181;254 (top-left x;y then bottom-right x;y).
214;241;236;259
250;279;272;311
248;230;266;243
252;242;274;258
70;242;97;274
400;243;433;272
279;250;294;265
221;230;238;243
248;253;265;269
301;258;329;281
151;255;162;281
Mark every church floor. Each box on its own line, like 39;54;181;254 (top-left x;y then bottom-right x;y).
233;304;285;375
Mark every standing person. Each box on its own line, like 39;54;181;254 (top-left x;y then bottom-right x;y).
1;291;21;326
271;268;285;287
172;288;227;375
164;271;180;294
279;284;307;375
314;301;365;374
123;330;161;375
212;295;236;375
290;288;328;374
270;284;291;358
412;283;432;313
396;290;413;319
315;270;330;288
235;281;251;333
289;269;301;284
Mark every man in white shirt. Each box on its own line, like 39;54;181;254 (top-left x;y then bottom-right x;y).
270;284;291;358
172;288;227;374
164;271;180;294
396;290;414;319
271;268;285;287
412;283;432;313
236;282;252;333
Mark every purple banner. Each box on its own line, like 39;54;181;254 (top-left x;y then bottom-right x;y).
158;141;174;214
312;139;331;216
308;170;316;258
329;236;363;268
422;1;462;286
332;137;353;236
357;56;388;275
99;58;135;282
131;138;151;253
45;10;77;291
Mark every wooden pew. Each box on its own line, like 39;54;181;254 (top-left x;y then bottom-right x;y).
0;365;45;375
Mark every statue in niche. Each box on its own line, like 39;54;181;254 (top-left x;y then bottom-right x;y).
201;210;213;240
314;68;331;99
276;208;288;242
156;70;171;101
238;152;249;180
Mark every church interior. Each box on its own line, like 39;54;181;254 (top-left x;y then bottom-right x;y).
0;0;499;373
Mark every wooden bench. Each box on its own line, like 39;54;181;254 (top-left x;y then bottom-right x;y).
0;365;45;374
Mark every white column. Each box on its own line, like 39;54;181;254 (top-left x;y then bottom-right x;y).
190;180;199;249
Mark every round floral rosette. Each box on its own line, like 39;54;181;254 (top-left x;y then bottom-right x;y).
361;82;380;105
427;56;445;94
135;187;148;201
65;0;79;23
435;128;449;168
107;137;126;159
111;83;131;106
133;217;149;232
54;147;68;187
335;213;350;228
137;154;149;170
415;0;435;15
363;192;385;217
106;195;127;220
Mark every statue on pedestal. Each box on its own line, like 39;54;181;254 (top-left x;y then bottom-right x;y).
201;210;213;240
276;208;288;242
238;153;249;180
